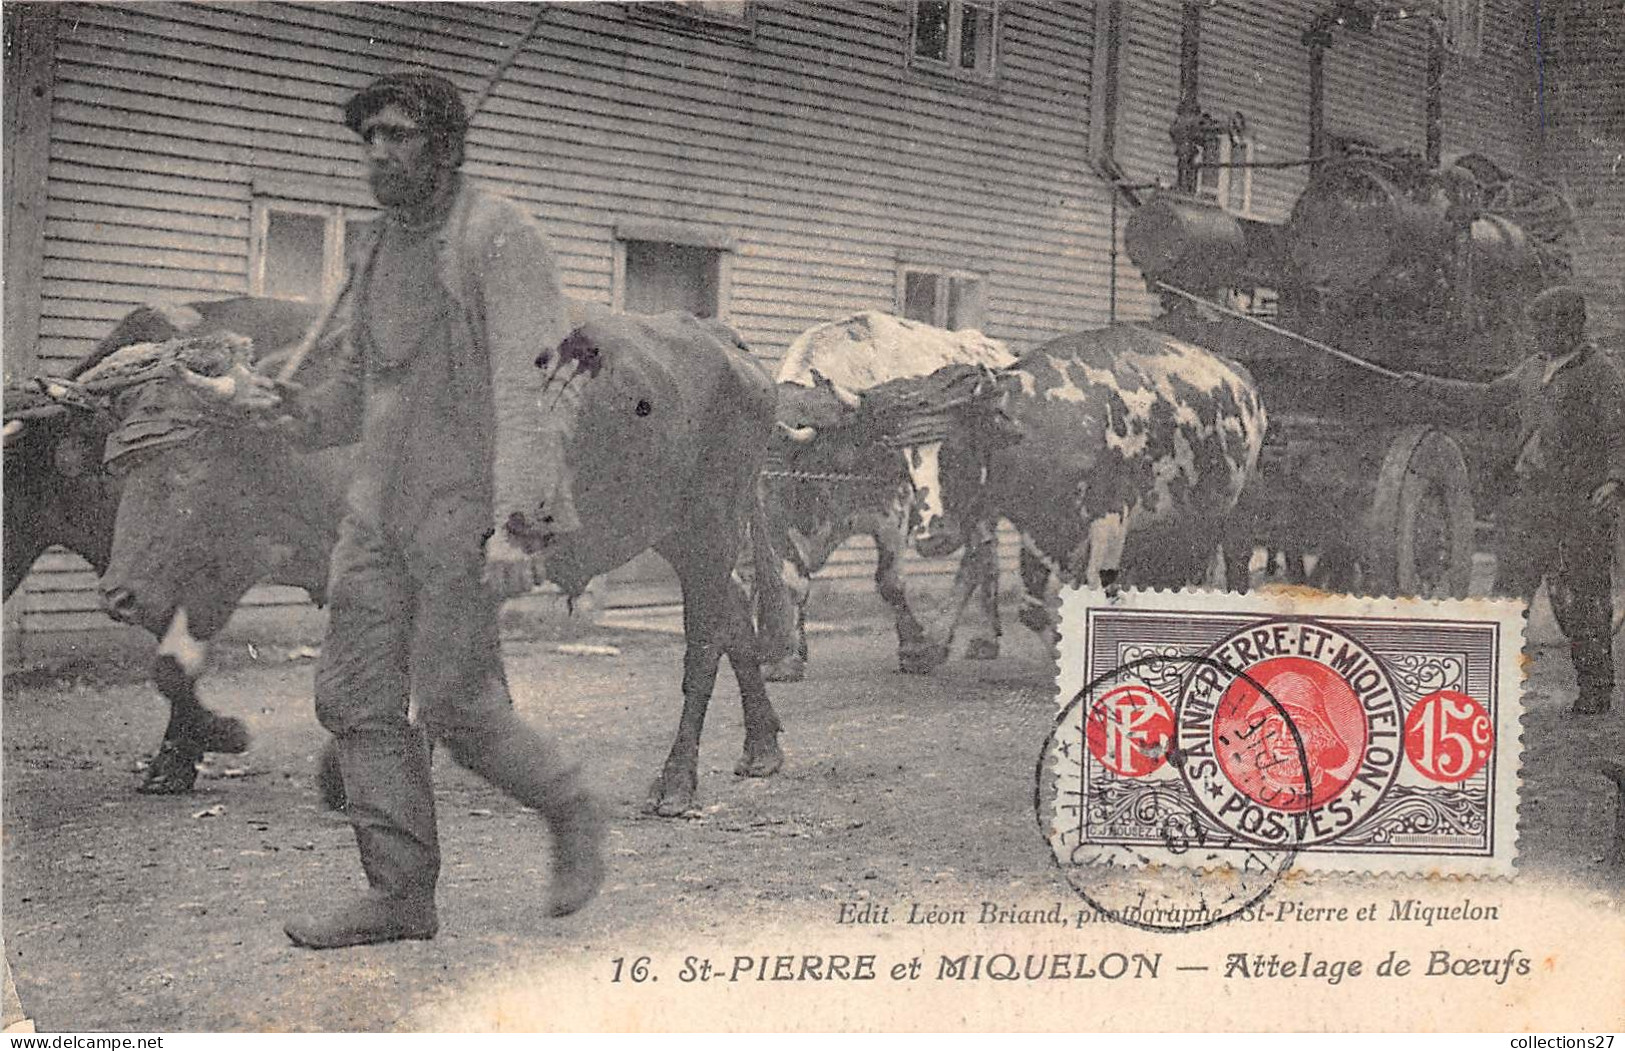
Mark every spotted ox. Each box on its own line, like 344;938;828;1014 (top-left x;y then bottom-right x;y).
4;297;320;792
97;312;796;817
766;312;1016;680
841;323;1266;640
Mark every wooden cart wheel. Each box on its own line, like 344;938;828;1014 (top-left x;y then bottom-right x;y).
1366;425;1474;598
1613;504;1623;636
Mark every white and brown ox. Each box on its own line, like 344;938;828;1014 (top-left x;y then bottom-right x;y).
767;312;1018;680
95;312;796;817
5;297;320;793
799;323;1267;646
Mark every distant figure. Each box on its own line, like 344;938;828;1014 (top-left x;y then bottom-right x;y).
227;69;605;948
1403;286;1624;716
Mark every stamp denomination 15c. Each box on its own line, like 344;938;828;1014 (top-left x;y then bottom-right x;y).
1046;588;1524;885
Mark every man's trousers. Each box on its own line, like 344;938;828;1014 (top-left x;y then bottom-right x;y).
314;496;580;901
1495;488;1617;702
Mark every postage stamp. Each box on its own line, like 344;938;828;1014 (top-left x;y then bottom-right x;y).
1043;588;1525;904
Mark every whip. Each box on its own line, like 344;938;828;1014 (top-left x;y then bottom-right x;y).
1153;280;1404;380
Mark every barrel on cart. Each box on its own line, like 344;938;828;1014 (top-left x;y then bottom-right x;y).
1126;148;1576;598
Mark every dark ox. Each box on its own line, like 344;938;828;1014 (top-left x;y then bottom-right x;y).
767;377;1001;679
4;297;318;792
805;324;1266;644
99;311;796;817
764;312;1015;681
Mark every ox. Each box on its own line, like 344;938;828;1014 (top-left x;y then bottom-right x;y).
4;297;319;792
766;313;1013;680
799;323;1266;641
96;311;796;817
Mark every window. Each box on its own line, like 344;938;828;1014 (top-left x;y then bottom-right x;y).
250;200;374;303
630;0;755;41
898;267;986;331
613;221;736;320
1195;131;1254;217
623;242;722;318
910;0;998;79
675;0;749;22
1441;0;1484;58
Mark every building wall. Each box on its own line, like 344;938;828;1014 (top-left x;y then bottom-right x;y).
29;0;1110;371
11;0;1112;630
1537;0;1625;336
6;0;1576;634
1110;0;1540;321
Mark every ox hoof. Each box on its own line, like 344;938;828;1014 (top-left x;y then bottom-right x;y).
137;740;203;794
1017;605;1052;637
898;643;950;675
763;658;806;683
316;741;347;812
644;772;699;818
734;740;784;779
194;714;251;755
963;637;1001;661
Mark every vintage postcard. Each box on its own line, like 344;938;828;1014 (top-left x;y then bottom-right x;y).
4;0;1623;1037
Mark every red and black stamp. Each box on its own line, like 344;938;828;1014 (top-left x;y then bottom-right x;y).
1040;589;1524;930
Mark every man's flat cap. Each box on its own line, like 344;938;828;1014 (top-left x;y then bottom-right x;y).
343;69;468;144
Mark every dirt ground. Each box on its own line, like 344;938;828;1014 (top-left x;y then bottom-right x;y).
3;582;1623;1031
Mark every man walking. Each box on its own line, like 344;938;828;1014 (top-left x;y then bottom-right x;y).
1404;286;1624;716
257;70;604;948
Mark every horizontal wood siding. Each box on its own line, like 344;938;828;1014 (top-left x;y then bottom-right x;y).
1111;0;1181;321
1539;3;1625;336
14;0;1100;630
1440;0;1538;172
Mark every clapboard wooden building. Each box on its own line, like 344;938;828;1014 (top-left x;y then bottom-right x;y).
3;0;1610;633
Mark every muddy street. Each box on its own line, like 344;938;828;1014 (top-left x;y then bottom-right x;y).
3;592;1622;1031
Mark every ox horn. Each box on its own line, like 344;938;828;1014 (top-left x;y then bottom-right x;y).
31;378;96;414
777;421;818;444
171;360;240;403
170;360;282;414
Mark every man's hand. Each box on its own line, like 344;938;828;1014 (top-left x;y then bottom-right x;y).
1591;478;1624;512
251;379;308;436
483;529;538;599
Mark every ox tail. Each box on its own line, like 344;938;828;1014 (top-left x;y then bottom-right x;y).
747;480;797;665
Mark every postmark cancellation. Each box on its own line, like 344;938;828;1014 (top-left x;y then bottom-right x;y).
1045;588;1524;886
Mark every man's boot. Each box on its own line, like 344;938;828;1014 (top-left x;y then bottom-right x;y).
1571;660;1614;716
543;785;607;918
285;727;441;949
1569;624;1614;716
1574;689;1614;716
1574;670;1614;716
447;717;606;917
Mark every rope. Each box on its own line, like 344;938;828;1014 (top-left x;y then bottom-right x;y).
760;469;892;486
1153;281;1405;380
469;5;550;119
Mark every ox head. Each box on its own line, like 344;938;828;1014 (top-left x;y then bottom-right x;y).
768;373;901;552
3;377;125;596
771;366;1015;559
95;358;313;638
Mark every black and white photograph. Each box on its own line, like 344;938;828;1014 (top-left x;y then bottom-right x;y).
2;0;1622;1034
